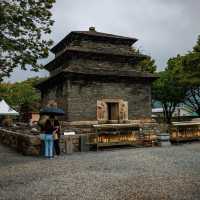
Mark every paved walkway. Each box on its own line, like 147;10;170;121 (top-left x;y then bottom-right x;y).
0;143;200;200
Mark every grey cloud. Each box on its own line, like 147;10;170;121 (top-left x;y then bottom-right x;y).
7;0;200;82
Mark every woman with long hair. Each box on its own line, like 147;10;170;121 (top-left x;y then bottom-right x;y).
44;119;54;159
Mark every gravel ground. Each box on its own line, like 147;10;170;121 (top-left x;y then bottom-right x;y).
0;143;200;200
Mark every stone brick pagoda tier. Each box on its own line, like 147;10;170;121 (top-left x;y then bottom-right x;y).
37;27;157;125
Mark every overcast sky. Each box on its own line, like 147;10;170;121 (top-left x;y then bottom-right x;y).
6;0;200;82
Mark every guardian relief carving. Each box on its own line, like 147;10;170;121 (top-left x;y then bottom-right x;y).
97;99;128;122
119;101;128;121
97;101;107;121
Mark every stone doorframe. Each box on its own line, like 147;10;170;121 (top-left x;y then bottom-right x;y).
97;99;128;124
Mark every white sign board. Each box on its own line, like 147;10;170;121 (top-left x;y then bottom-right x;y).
64;132;75;136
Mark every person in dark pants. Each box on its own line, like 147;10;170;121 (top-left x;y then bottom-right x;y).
53;120;61;156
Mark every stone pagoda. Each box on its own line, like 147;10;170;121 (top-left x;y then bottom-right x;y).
37;27;157;125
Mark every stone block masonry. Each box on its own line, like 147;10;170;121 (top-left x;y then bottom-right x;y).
67;78;152;121
0;128;82;156
41;78;152;122
0;128;41;156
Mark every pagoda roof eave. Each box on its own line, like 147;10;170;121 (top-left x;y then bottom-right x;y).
36;69;158;90
51;31;138;54
45;48;147;71
63;68;158;79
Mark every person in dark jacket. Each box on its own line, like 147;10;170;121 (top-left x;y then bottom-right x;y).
53;120;61;156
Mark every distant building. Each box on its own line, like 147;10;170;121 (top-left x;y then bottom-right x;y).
152;103;198;120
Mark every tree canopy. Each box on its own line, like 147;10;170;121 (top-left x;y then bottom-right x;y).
180;36;200;115
0;0;55;81
152;35;200;122
134;48;157;73
152;60;186;124
140;56;157;73
0;77;45;111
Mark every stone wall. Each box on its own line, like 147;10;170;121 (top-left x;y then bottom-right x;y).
41;80;69;120
41;76;152;122
0;128;82;156
67;78;151;121
0;128;41;156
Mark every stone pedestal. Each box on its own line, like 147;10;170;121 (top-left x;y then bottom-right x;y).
157;133;171;147
62;136;73;154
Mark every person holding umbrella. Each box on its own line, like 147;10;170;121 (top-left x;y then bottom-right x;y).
40;107;65;116
40;106;65;158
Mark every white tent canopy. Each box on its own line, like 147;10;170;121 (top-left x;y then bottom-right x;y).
0;100;19;116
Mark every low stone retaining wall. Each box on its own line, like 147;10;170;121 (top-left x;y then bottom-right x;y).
2;121;199;156
0;128;41;156
0;128;82;156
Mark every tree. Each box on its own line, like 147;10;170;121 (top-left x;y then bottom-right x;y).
0;0;55;81
179;36;200;116
134;48;157;73
0;77;44;111
140;56;157;73
193;35;200;52
184;87;200;116
153;35;200;123
152;57;186;124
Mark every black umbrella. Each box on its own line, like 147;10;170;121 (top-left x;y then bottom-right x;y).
40;107;65;116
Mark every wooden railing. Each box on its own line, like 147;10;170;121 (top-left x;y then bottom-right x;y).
86;123;158;149
170;122;200;142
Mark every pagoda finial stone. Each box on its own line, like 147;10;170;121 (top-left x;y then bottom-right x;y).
89;26;96;32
